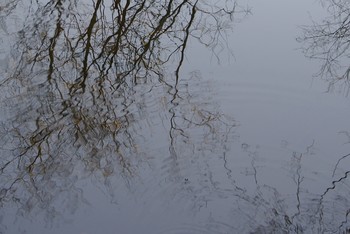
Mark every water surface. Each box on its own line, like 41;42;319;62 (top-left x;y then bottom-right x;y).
1;0;350;233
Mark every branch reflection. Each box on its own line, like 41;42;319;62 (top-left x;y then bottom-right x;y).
155;140;350;233
0;0;245;228
239;141;350;233
298;0;350;93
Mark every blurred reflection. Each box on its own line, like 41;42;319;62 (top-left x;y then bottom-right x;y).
153;139;350;233
299;0;350;93
0;0;245;229
239;141;350;233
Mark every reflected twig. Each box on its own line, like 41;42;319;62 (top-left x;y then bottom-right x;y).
332;153;350;177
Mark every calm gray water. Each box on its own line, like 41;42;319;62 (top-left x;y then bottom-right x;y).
1;0;350;233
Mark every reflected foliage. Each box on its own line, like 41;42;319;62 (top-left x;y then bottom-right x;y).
0;0;246;228
299;0;350;92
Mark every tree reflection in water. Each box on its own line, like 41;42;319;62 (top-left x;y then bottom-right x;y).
298;3;350;231
1;0;349;233
150;138;350;233
247;142;350;234
299;0;350;93
0;0;247;231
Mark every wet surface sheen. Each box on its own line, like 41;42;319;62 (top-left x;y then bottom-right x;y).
1;0;350;233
